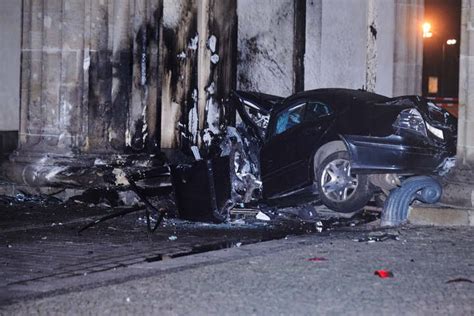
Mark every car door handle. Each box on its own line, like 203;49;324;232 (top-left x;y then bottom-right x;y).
304;126;322;135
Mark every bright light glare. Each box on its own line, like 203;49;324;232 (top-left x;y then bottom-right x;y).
423;22;433;38
446;39;457;45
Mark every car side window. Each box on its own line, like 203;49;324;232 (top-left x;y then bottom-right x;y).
273;103;305;136
305;101;333;121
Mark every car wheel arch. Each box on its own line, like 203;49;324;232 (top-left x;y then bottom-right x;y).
311;140;348;181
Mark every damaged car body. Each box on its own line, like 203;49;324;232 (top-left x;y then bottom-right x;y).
224;88;457;214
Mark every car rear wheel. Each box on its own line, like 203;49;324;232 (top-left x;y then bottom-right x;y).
316;151;373;213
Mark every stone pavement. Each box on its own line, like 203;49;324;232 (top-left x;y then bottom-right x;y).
1;223;473;315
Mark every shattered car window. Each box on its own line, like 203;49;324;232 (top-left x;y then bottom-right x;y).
305;101;333;121
274;103;305;136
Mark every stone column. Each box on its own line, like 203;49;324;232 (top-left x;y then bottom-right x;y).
392;0;424;96
441;0;474;209
4;0;163;188
159;0;237;149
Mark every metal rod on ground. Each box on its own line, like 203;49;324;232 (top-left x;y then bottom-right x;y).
127;177;166;233
78;205;145;234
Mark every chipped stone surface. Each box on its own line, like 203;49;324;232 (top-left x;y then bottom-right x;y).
237;0;294;95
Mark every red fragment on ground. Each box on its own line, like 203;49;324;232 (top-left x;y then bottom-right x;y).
307;257;327;262
374;270;394;278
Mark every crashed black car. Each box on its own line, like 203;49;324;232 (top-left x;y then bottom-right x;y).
228;88;457;213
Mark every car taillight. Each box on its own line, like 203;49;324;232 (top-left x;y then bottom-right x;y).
393;108;427;137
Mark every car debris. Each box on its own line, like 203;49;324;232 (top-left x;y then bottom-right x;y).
374;270;394;278
446;278;473;284
256;211;271;221
355;232;400;243
307;257;327;262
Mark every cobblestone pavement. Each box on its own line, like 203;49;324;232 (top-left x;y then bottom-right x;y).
0;203;472;314
0;201;334;305
1;225;473;315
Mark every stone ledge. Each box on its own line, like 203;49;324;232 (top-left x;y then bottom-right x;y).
408;205;474;227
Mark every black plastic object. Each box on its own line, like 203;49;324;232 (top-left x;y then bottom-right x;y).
171;156;231;223
381;175;442;226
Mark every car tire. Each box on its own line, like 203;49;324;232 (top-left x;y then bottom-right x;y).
316;151;373;213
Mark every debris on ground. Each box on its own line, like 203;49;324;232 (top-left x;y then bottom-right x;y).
256;211;271;221
168;235;178;241
374;270;394;278
446;278;473;284
355;232;400;243
307;257;327;262
0;192;62;205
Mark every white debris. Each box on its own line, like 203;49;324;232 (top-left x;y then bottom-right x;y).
208;35;217;53
191;146;202;161
112;168;130;186
126;297;131;303
256;211;270;221
235;242;242;247
177;51;187;60
168;235;178;241
94;158;107;166
316;221;324;233
7;245;12;248
189;34;199;50
210;54;220;64
41;236;47;240
438;157;456;176
230;218;246;225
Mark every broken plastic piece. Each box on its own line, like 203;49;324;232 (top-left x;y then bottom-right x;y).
446;278;473;284
374;270;394;278
168;235;178;241
256;211;270;221
307;257;327;262
191;146;202;161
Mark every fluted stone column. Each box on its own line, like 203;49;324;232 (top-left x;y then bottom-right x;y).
4;0;237;188
393;0;424;96
4;0;164;187
441;0;474;209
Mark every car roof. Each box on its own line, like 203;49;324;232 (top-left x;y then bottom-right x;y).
275;88;389;112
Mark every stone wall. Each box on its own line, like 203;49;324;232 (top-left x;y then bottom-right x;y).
0;0;21;132
238;0;423;97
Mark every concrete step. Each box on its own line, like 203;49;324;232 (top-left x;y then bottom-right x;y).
409;205;474;226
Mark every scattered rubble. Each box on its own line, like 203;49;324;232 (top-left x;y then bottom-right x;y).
355;232;400;243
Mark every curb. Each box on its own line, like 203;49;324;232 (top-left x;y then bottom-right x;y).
408;205;474;226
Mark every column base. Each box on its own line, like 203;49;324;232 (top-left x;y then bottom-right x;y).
1;150;170;189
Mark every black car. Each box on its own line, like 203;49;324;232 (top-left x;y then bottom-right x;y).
229;88;457;213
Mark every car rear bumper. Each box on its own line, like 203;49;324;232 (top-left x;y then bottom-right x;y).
341;135;454;174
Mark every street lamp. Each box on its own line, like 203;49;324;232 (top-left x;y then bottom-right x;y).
423;22;433;38
446;39;457;45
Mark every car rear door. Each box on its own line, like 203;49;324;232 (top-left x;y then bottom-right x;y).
295;100;336;182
